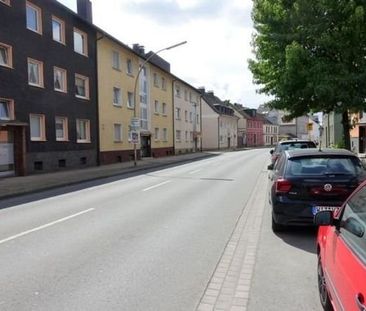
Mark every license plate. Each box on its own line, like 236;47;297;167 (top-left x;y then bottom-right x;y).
312;206;339;215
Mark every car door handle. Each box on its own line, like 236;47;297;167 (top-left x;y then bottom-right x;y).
355;294;366;311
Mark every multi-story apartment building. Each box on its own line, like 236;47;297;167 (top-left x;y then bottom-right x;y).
232;104;248;148
262;117;279;146
173;81;201;154
244;109;264;147
200;89;238;150
0;0;98;176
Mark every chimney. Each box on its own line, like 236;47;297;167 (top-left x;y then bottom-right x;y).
197;87;205;94
77;0;93;23
132;44;145;56
207;90;214;96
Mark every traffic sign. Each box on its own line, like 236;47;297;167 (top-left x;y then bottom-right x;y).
131;131;139;144
130;117;140;131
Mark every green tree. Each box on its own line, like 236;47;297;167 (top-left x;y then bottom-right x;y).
249;0;366;149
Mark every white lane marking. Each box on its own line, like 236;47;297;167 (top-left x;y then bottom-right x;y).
189;169;202;175
142;180;172;192
0;208;95;245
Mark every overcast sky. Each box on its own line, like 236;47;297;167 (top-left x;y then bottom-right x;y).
58;0;269;108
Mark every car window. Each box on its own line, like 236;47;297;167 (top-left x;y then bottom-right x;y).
274;153;286;173
286;156;361;176
278;141;316;152
340;186;366;261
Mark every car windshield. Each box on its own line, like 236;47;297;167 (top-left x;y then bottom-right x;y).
286;156;364;176
278;142;316;152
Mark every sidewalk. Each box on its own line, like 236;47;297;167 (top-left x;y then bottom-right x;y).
0;152;217;200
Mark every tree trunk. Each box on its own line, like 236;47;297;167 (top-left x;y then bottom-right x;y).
342;110;351;150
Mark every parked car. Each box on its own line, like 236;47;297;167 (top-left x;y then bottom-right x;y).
315;179;366;311
268;148;366;232
269;139;317;167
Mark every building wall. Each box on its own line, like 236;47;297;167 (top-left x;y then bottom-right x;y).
235;110;247;147
263;124;279;146
246;118;264;146
201;99;219;150
321;112;343;148
173;81;201;154
97;36;139;164
218;115;238;149
150;65;173;156
0;0;98;174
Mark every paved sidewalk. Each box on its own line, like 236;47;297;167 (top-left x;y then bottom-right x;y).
0;152;217;199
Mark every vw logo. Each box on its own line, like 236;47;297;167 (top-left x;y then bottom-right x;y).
324;184;333;192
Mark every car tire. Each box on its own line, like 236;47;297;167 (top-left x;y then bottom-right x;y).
272;217;285;232
317;257;333;311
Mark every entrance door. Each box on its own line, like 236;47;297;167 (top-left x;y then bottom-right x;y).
227;137;231;148
0;129;14;177
140;135;151;157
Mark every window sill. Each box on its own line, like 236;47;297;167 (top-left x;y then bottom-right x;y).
127;105;135;110
56;139;69;142
55;88;67;94
29;83;44;89
127;73;134;78
53;39;66;46
27;27;42;35
112;67;121;72
0;64;13;69
77;140;91;144
113;104;122;108
31;138;47;142
75;95;90;100
74;51;88;57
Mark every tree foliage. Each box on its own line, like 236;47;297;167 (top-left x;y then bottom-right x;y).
249;0;366;149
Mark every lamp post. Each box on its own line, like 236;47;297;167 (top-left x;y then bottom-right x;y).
132;41;187;166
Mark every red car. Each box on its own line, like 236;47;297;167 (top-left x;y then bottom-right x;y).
315;179;366;311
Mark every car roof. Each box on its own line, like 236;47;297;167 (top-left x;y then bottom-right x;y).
278;140;315;145
285;148;357;158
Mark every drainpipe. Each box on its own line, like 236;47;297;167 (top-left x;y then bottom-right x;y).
172;79;177;155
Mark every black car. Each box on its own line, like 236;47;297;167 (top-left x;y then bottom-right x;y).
269;139;317;166
268;148;366;232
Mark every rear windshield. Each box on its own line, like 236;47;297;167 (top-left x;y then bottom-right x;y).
286;156;364;176
278;142;316;152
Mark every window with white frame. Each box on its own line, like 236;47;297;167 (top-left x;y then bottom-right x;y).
161;77;166;90
73;28;88;56
55;116;68;141
0;0;10;6
52;16;65;44
162;102;167;115
114;123;122;142
112;51;120;70
26;2;42;34
54;67;67;92
175;85;181;97
126;59;133;75
127;91;134;108
30;114;45;141
154;100;159;114
175;108;181;120
162;128;167;141
75;74;89;99
113;87;122;106
153;73;159;87
154;128;159;141
176;130;181;142
0;98;14;120
0;43;12;68
76;119;90;143
28;58;43;87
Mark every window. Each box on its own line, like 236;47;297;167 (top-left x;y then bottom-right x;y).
176;130;181;142
154;128;159;141
52;16;65;44
76;119;90;143
114;123;122;142
185;110;188;122
175;108;181;120
185;131;188;142
0;43;12;68
154;100;159;114
126;59;133;75
190;131;193;142
26;2;42;34
30;114;45;141
54;67;67;92
197;114;200;124
27;58;43;87
0;98;14;120
161;77;166;90
127;92;134;108
55;116;68;141
113;87;122;106
153;73;159;87
189;112;193;123
75;74;89;99
0;0;10;6
162;128;167;141
175;85;181;97
340;186;366;260
73;28;88;56
112;51;120;70
184;90;188;101
162;102;167;115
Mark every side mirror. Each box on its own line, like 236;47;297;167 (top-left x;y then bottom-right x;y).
270;149;274;155
343;217;365;238
267;164;274;170
314;211;334;226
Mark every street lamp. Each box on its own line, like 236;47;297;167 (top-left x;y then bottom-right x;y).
132;41;187;166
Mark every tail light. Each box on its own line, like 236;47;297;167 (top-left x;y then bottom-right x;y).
275;178;292;194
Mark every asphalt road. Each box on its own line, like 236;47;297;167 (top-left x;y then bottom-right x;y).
0;149;267;311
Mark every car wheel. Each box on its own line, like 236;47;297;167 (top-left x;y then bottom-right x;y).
272;217;285;232
317;257;333;311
